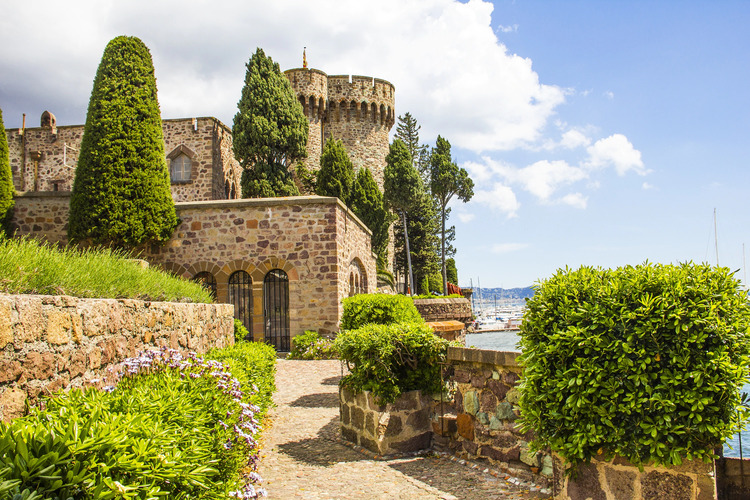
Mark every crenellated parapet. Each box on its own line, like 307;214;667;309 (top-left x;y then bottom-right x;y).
285;67;395;190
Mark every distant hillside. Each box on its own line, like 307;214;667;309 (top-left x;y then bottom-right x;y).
471;287;534;300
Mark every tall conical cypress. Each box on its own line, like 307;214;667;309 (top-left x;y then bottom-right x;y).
69;36;177;249
0;108;13;234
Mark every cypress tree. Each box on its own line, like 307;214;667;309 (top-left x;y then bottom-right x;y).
69;36;177;249
316;136;354;204
233;48;307;198
350;166;392;263
446;257;458;285
0;108;13;234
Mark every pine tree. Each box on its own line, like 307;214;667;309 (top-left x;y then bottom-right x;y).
69;36;177;249
446;258;458;285
233;48;308;198
430;136;474;294
395;112;430;184
392;189;440;295
0;108;13;234
350;166;392;263
316;136;354;204
384;139;421;295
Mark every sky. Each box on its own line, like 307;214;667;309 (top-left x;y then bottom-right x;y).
1;0;749;288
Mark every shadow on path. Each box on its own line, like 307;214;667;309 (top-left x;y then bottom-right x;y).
288;392;339;408
275;416;363;466
321;374;342;386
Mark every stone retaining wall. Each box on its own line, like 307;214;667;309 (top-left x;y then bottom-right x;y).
436;347;552;487
555;455;717;500
413;298;472;325
0;293;234;421
339;387;433;455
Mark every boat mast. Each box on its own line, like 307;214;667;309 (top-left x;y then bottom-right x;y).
714;208;720;267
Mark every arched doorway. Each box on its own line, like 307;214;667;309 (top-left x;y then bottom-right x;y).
228;270;252;339
264;269;290;351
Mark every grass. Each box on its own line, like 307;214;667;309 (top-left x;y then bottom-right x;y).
0;236;213;303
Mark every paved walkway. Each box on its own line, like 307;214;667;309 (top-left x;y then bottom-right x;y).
257;359;549;499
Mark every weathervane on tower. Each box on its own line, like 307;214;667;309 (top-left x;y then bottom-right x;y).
303;47;307;68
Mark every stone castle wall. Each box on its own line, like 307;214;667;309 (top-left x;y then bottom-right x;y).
0;293;234;422
6;115;240;203
285;69;395;189
10;194;375;338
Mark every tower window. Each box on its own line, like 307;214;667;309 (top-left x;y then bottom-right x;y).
170;153;192;182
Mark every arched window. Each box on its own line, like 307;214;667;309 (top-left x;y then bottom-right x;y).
228;271;253;337
348;259;367;296
170;153;191;182
193;271;217;300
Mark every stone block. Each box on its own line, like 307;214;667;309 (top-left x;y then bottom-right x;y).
462;440;478;456
463;389;479;416
505;387;521;404
0;298;12;348
487;379;511;400
379;413;402;438
456;413;474;440
453;368;471;384
520;447;540;467
477;412;489;426
566;462;606;500
433;415;458;436
480;390;497;413
0;387;27;422
351;407;365;429
541;454;554;477
46;310;72;344
495;402;516;420
394;391;420;411
0;360;22;383
406;408;430;430
641;470;692;500
341;426;359;445
695;473;716;500
503;371;520;385
366;412;376;436
603;467;637;500
340;404;350;425
391;432;432;453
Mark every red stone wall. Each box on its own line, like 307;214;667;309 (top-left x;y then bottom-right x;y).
0;293;234;422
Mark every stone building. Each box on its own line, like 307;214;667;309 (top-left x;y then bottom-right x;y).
285;67;395;188
5;65;393;350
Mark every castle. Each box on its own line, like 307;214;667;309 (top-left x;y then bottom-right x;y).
5;66;395;351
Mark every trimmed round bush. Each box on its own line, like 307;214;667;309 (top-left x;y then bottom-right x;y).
335;321;448;403
340;293;423;330
518;263;750;470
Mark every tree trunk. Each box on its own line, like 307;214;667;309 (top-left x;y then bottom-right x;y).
441;203;447;295
402;210;414;296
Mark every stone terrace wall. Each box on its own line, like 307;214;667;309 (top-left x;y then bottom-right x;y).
414;297;472;325
11;192;70;244
0;293;234;422
436;347;552;487
556;455;717;500
339;387;433;455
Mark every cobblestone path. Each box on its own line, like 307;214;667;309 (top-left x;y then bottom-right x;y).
257;359;549;499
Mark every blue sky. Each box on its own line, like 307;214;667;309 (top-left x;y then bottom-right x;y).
1;1;748;288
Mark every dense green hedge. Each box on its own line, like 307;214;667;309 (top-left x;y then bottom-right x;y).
335;322;448;403
340;294;423;330
0;346;275;499
288;330;337;360
518;263;750;470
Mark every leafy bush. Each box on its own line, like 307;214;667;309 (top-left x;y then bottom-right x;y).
0;237;212;303
288;330;337;360
0;108;14;235
335;321;448;403
0;348;267;499
518;263;750;471
207;340;276;419
69;36;177;249
340;294;423;330
234;319;250;343
412;293;463;300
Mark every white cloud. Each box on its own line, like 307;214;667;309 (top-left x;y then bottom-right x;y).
558;193;588;209
491;243;529;254
559;129;592;150
472;183;520;218
585;134;647;176
642;182;656;190
0;0;567;153
515;160;588;200
457;211;476;223
496;24;518;33
604;90;615;99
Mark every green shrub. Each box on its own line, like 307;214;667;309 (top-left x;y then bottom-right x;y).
207;340;277;419
335;321;448;403
412;293;463;299
69;36;178;249
0;348;267;499
341;294;423;330
289;330;337;360
234;319;250;343
518;263;750;471
0;108;14;235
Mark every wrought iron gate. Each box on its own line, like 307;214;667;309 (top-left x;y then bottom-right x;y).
264;269;290;351
192;271;217;300
228;271;252;339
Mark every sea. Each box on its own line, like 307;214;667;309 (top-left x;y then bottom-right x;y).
464;329;750;458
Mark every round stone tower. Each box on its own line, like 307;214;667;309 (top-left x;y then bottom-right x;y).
285;68;395;189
